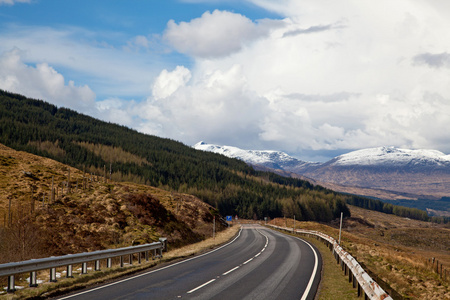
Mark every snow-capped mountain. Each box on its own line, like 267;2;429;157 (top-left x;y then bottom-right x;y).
194;141;313;170
194;142;450;211
329;146;450;168
194;142;450;170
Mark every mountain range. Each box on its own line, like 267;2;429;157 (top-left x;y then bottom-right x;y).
194;142;450;216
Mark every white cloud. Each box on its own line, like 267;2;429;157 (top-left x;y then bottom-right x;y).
0;0;30;5
95;0;450;159
163;9;282;58
0;48;96;111
0;25;166;98
166;0;450;158
152;66;191;100
133;64;267;147
3;0;450;161
94;98;137;127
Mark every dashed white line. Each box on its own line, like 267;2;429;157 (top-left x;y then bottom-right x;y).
58;228;244;299
187;227;270;295
187;279;216;294
222;266;240;275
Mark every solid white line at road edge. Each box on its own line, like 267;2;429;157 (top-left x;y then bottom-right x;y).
57;227;243;299
294;237;319;300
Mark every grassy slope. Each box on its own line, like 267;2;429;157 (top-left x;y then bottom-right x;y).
0;143;225;263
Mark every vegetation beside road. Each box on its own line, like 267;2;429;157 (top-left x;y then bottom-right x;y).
270;207;450;300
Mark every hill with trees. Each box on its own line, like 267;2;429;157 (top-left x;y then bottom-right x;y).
0;143;226;263
0;90;437;223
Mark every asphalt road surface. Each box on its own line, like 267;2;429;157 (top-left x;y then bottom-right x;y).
58;224;322;300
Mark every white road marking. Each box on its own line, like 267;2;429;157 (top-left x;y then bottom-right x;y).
187;226;270;294
57;228;243;299
222;266;240;275
293;237;319;300
187;279;216;294
243;258;253;264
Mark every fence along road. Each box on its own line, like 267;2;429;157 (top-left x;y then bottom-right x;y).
57;224;321;300
269;224;393;300
0;239;166;293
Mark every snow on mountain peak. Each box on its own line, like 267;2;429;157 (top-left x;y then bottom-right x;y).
193;142;299;166
194;142;450;170
332;146;450;166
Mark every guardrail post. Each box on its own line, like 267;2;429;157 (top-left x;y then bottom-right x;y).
357;282;362;297
7;275;16;293
29;271;38;287
82;262;88;274
67;265;73;278
0;240;167;293
95;260;101;271
50;267;57;282
159;238;167;252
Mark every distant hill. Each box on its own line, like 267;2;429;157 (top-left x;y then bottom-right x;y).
0;90;353;223
194;142;450;217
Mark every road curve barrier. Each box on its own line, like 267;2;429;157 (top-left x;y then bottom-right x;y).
0;238;167;293
268;224;393;300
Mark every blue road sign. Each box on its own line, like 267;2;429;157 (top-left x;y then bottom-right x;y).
226;215;232;221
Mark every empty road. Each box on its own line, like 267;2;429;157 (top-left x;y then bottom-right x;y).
59;224;322;300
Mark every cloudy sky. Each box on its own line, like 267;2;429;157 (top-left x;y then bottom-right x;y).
1;0;450;161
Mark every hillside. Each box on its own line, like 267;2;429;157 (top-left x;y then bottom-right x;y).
0;90;353;223
0;143;225;263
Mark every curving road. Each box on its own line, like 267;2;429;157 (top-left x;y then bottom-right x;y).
58;224;321;300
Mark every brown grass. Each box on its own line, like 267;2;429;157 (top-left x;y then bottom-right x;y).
0;142;225;267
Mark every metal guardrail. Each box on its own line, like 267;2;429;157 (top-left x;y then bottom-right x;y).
269;224;393;300
0;238;167;293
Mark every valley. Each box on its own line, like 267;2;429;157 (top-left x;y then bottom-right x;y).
1;92;449;299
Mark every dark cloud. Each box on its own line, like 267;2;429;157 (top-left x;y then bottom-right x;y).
284;92;359;102
283;24;336;38
413;52;450;68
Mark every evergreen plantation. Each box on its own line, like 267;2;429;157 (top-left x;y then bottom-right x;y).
0;90;433;222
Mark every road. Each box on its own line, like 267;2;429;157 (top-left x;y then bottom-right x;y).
58;224;322;300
